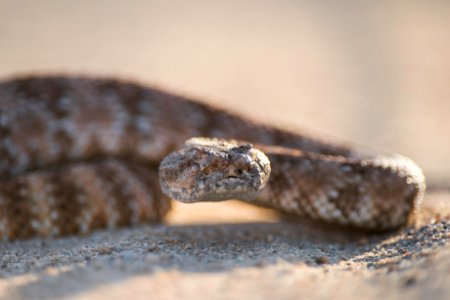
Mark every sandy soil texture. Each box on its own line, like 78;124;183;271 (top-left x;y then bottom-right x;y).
0;192;449;300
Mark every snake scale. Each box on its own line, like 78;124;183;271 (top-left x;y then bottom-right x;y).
0;75;425;240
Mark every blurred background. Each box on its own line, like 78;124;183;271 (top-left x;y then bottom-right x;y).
1;0;449;185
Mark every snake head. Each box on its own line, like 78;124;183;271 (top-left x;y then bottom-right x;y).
159;137;271;202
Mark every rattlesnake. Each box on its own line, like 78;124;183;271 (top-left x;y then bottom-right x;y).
0;75;425;240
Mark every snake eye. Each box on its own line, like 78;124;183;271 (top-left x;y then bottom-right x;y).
233;144;253;153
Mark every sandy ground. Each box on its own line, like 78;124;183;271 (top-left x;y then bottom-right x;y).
0;191;449;300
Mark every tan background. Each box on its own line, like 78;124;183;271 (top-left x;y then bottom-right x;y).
0;0;449;182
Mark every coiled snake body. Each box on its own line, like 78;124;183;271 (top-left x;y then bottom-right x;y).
0;75;425;240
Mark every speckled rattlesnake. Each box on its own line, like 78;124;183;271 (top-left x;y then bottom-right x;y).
0;75;425;240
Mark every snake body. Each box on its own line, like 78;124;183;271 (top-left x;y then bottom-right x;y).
0;75;425;240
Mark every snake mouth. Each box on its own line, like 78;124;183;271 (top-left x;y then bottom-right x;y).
159;175;254;203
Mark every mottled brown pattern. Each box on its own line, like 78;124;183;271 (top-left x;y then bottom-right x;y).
48;168;88;236
160;138;424;231
0;176;35;239
0;75;425;240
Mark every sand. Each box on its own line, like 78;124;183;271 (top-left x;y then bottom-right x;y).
0;191;449;300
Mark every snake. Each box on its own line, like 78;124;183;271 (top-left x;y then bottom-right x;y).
0;75;425;240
